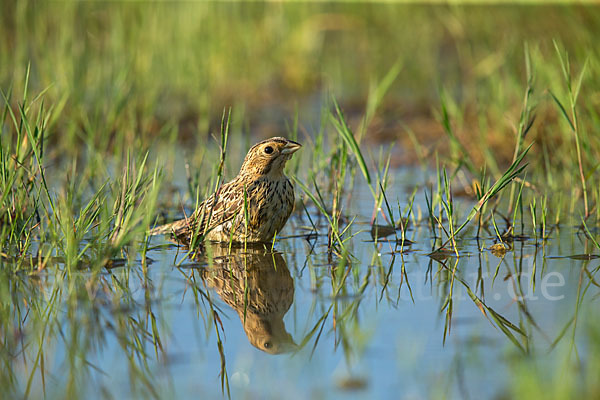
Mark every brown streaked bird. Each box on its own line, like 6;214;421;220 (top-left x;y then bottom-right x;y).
149;137;301;243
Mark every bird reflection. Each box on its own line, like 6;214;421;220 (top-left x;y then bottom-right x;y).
199;243;296;354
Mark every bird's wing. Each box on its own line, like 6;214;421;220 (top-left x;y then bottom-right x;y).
149;178;252;238
193;178;248;235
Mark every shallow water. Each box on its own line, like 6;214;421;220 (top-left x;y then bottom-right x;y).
5;168;600;399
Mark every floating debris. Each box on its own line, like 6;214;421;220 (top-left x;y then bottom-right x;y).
566;254;600;260
336;375;368;391
428;247;457;260
489;243;510;257
370;224;397;239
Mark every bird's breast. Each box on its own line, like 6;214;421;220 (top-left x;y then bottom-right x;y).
248;178;294;239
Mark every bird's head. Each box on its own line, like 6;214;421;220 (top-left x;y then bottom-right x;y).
239;137;301;178
241;312;297;355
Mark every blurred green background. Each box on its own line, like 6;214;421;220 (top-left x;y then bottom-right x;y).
2;1;599;167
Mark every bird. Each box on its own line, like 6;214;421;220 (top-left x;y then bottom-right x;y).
149;137;301;243
199;243;296;354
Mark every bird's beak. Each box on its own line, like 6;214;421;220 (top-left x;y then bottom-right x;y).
281;140;302;155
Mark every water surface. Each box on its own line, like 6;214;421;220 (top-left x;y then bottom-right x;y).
5;169;599;399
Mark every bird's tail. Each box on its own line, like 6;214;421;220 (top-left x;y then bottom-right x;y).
148;218;189;236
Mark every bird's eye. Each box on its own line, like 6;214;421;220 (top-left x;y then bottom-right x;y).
264;342;271;349
264;146;274;154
